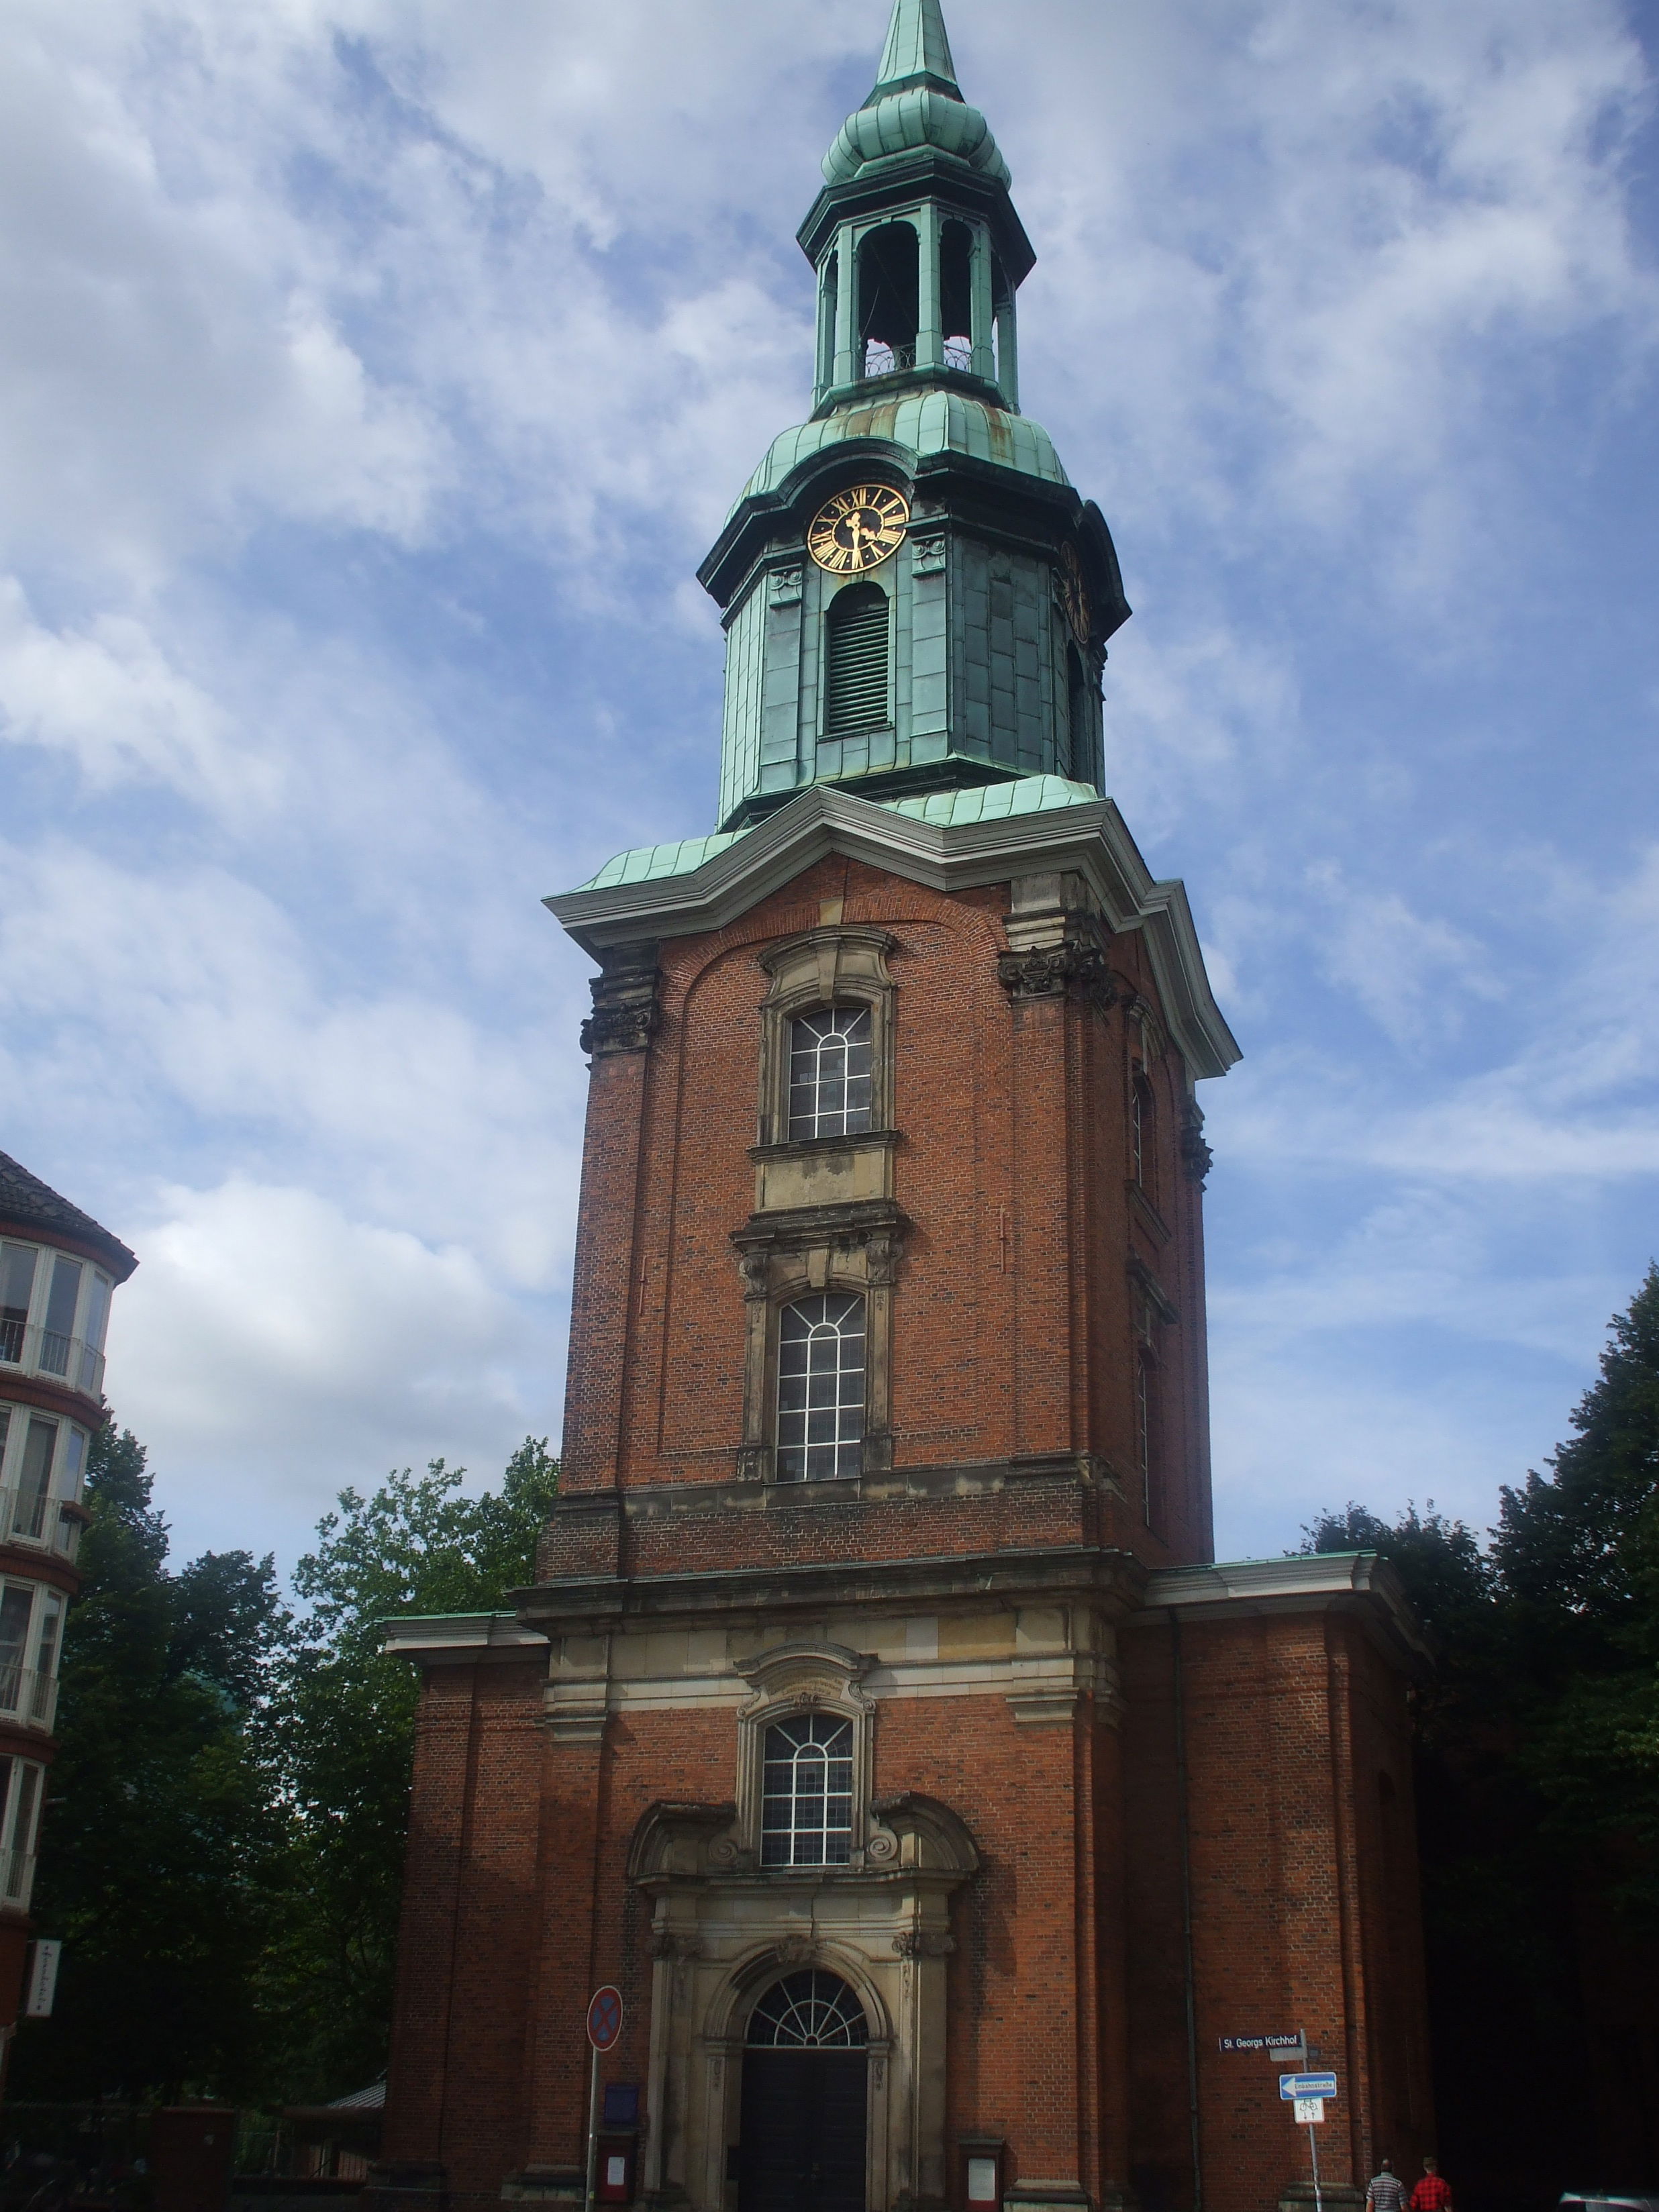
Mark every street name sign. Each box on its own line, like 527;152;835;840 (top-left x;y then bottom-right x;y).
1219;2033;1303;2054
1280;2074;1338;2100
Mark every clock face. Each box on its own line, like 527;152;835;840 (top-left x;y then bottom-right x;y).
807;484;911;574
1059;542;1093;646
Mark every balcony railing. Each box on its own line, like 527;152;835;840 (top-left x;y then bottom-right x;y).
860;337;976;381
0;1485;81;1561
0;1321;105;1397
0;1666;58;1733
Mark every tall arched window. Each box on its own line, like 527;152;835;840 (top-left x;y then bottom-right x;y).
1131;1071;1154;1193
856;222;919;374
823;585;889;738
1136;1352;1154;1505
940;219;974;371
776;1294;865;1481
789;1006;873;1139
760;1719;855;1866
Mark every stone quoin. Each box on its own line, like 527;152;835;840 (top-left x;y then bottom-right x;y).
374;8;1437;2212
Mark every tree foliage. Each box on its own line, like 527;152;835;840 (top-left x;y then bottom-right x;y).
1298;1262;1659;2201
11;1430;557;2107
262;1442;558;2099
10;1426;289;2100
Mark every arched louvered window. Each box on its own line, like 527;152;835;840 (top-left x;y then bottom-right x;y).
823;585;889;737
776;1294;865;1481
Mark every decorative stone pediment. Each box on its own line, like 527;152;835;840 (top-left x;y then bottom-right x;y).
628;1801;740;1884
734;1640;876;1717
866;1793;979;1877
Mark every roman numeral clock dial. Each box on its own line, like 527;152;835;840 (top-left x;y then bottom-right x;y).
806;485;911;574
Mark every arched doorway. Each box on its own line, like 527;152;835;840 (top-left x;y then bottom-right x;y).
738;1970;869;2212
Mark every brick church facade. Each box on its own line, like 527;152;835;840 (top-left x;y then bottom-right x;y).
378;8;1436;2212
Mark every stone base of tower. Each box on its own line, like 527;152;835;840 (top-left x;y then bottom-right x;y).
377;1551;1432;2212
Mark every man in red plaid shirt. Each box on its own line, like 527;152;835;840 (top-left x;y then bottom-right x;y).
1411;2156;1454;2212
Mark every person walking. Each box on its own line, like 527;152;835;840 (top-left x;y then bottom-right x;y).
1411;2157;1454;2212
1367;2160;1407;2212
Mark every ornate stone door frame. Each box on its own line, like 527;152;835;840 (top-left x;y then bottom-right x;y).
630;1780;976;2212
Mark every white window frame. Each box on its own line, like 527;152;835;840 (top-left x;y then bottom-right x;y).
0;1238;111;1397
0;1579;62;1732
0;1754;46;1911
0;1409;90;1560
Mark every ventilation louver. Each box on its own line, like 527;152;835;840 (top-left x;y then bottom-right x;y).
823;588;889;735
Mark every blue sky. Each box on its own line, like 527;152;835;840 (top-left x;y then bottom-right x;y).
3;0;1656;1572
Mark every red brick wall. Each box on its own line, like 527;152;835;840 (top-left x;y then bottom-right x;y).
386;1607;1434;2212
552;853;1213;1572
1121;1609;1434;2212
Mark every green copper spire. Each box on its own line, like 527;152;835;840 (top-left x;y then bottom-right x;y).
869;0;961;101
822;0;1009;189
685;0;1131;836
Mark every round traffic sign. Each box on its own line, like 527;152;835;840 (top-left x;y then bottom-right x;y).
587;1986;623;2051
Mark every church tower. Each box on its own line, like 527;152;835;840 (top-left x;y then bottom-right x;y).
378;10;1436;2212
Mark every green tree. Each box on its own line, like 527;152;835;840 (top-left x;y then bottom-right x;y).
11;1426;290;2100
1295;1264;1659;2203
1492;1263;1659;1932
261;1440;558;2099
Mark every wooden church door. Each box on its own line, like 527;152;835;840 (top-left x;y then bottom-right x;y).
738;1971;870;2212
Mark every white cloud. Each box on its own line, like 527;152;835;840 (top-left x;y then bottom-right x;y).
105;1178;552;1547
1304;860;1503;1048
0;841;585;1283
0;577;281;811
0;0;1653;1575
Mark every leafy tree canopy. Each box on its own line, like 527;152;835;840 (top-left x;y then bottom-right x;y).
13;1429;558;2109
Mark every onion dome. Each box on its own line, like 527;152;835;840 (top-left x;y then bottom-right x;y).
821;0;1012;191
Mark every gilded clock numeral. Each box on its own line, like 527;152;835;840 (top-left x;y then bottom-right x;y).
805;483;913;574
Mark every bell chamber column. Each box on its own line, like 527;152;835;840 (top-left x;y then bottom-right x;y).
915;204;944;373
832;218;860;389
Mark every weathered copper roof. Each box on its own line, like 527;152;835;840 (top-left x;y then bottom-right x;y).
568;774;1100;893
823;0;1009;189
0;1150;138;1279
738;387;1069;511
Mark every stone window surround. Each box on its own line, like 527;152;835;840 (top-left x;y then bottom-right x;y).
736;925;907;1489
730;1643;880;1873
755;926;899;1148
731;1205;907;1488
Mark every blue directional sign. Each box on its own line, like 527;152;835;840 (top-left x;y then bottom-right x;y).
1280;2073;1338;2100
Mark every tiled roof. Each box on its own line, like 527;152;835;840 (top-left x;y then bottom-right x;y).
0;1152;138;1279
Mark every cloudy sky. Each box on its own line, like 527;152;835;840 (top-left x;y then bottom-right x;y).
3;0;1656;1572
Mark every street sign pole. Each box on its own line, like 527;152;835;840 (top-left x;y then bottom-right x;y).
1305;2109;1323;2212
583;1989;624;2212
583;2040;601;2212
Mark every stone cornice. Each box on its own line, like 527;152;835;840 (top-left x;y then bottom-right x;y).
508;1541;1149;1641
546;785;1240;1081
1132;1551;1433;1674
381;1613;550;1662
